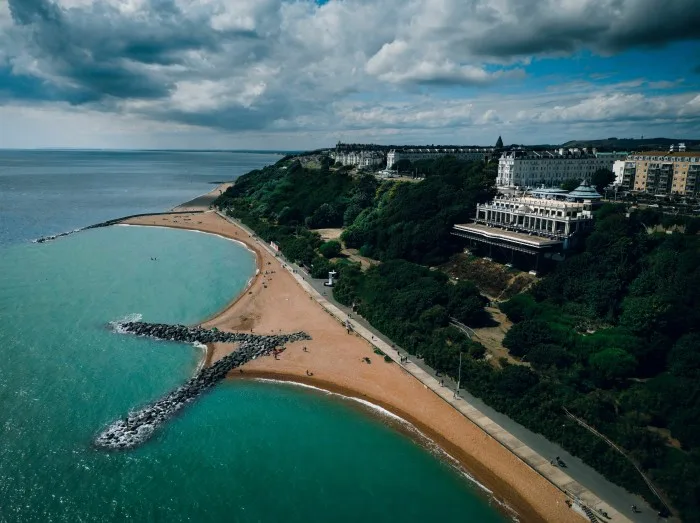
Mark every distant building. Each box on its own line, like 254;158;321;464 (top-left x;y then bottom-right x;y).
452;182;600;269
612;160;626;186
497;148;628;188
330;150;385;168
620;145;700;196
386;147;493;169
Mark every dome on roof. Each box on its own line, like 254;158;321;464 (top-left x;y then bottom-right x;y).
516;204;533;213
567;180;602;200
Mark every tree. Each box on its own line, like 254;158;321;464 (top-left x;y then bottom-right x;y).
310;257;332;278
502;320;559;358
589;347;637;383
393;159;413;172
500;294;539;323
619;295;669;334
496;365;539;396
495;135;504;149
561;179;580;191
319;240;342;259
306;203;343;229
527;344;573;370
591;168;615;193
668;334;700;377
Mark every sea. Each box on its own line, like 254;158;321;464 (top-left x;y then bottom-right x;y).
0;150;507;522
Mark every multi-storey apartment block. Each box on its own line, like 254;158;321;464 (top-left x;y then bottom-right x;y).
497;149;628;188
620;145;700;196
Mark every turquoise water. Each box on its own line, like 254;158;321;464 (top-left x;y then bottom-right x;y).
0;226;506;522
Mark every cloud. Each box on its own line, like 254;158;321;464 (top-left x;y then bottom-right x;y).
0;0;699;146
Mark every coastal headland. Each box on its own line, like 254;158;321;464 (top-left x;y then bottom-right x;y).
123;204;582;523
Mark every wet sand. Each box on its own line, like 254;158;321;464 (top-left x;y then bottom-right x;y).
123;210;583;523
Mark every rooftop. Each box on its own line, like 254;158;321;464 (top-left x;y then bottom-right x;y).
453;223;562;248
632;151;700;158
566;180;603;200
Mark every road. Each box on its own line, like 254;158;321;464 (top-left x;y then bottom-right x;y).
297;267;666;523
221;212;668;523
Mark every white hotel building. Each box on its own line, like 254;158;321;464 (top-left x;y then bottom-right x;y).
497;149;628;188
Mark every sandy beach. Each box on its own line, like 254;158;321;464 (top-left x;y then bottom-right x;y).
123;206;583;523
171;182;234;212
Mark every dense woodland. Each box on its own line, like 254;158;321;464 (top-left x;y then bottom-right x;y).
215;155;700;521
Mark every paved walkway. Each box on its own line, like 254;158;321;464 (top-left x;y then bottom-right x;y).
218;212;666;523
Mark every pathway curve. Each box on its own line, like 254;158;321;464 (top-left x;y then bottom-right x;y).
218;211;668;523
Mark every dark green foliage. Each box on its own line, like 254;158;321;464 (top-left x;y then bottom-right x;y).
319;240;342;259
495;135;504;149
393;159;413;172
499;293;540;323
591;168;615;193
668;334;700;378
333;259;488;372
499;207;700;520
342;157;496;265
561;179;580;191
306;203;343;228
526;344;573;370
502;320;560;358
214;153;700;520
588;348;637;384
497;365;539;396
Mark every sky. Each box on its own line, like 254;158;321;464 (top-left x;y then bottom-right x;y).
0;0;699;150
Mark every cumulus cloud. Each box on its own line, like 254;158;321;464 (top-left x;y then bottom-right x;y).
0;0;698;145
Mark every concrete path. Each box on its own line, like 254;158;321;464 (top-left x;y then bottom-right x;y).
218;212;668;523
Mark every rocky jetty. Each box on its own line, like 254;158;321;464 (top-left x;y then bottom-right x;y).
33;210;204;244
95;324;310;450
115;321;295;345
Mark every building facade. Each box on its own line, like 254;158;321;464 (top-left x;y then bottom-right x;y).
612;160;626;186
330;150;385;168
386;148;492;169
619;147;700;196
452;182;600;270
497;149;628;188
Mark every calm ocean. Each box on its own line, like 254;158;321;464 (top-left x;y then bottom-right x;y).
0;151;506;522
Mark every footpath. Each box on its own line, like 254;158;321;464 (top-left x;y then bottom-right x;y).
217;211;652;523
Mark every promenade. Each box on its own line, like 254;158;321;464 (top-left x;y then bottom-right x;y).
218;211;664;523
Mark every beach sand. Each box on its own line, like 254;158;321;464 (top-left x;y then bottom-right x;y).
124;209;583;523
171;183;233;212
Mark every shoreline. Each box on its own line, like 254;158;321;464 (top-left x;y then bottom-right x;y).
122;209;581;523
236;371;524;517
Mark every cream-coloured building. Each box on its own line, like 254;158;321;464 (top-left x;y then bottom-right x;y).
330;150;385;168
497;149;628;188
386;148;492;169
452;182;599;269
620;145;700;196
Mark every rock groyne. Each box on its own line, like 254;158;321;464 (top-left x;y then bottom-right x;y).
33;210;204;244
95;323;310;450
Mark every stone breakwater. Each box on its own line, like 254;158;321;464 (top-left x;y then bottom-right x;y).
94;323;310;450
114;321;287;345
33;210;204;243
